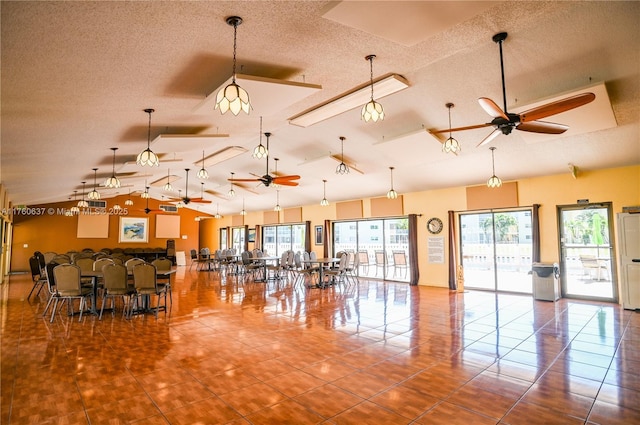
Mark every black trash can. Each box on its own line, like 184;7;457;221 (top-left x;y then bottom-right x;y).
532;262;560;301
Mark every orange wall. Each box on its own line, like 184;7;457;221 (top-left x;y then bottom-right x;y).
11;195;208;272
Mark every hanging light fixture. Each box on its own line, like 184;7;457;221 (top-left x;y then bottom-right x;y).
70;191;80;214
141;183;150;199
272;158;281;188
335;136;349;175
163;169;173;191
197;150;209;179
112;203;122;211
78;182;89;208
320;179;329;206
137;108;159;167
387;166;398;199
214;203;221;219
274;190;281;212
215;16;251;115
442;103;461;154
104;147;121;188
252;116;268;159
176;190;184;208
487;147;502;188
362;54;385;122
240;197;247;216
87;168;100;200
124;189;134;206
228;172;236;197
199;182;207;201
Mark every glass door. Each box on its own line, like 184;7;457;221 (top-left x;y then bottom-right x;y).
460;210;533;293
558;203;616;301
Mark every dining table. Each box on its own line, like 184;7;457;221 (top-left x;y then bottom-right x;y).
302;257;340;288
250;256;281;282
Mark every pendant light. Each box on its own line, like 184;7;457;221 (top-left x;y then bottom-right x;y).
87;168;100;200
214;203;221;219
124;189;134;206
163;169;173;191
78;182;89;208
252;116;267;159
228;172;236;197
362;54;385;122
176;190;184;208
112;202;122;211
335;136;349;175
70;191;80;213
215;16;251;115
137;108;159;167
274;190;281;212
320;179;329;206
240;197;247;216
104;147;121;188
272;158;280;188
442;103;461;154
141;182;150;199
487;147;502;188
199;182;207;201
197;150;209;179
386;166;398;199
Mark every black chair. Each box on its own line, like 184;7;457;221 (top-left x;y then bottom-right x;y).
27;256;47;300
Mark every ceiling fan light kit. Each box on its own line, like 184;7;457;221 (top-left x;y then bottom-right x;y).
362;55;385;122
215;16;251;115
137;108;159;167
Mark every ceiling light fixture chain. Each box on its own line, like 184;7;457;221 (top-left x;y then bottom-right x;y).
320;179;329;206
487;147;502;188
362;54;385;122
137;108;159;167
387;166;398;199
336;136;349;175
442;102;461;154
215;16;251;115
105;147;121;188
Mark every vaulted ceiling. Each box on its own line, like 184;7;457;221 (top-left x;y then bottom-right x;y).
1;1;638;216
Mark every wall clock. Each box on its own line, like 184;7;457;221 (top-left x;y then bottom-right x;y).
427;217;443;234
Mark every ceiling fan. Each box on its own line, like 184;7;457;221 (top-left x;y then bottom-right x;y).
229;132;300;187
167;169;212;205
139;187;161;214
430;32;596;147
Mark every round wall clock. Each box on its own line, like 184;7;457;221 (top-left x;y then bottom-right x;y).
427;217;443;234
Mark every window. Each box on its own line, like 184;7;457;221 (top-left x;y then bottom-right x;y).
260;223;308;256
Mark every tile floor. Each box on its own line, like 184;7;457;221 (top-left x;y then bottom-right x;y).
1;267;639;424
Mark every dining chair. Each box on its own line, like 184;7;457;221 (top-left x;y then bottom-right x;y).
151;258;173;306
125;258;145;274
357;250;369;275
51;263;92;322
374;250;386;277
293;252;318;288
27;255;47;300
189;249;200;271
42;251;57;264
392;250;408;279
132;263;168;318
323;252;349;287
41;262;59;319
100;263;134;319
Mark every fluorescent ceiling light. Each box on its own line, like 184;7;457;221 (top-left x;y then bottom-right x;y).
195;146;247;167
288;73;409;128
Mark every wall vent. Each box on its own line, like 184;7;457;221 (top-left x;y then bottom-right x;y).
159;204;178;213
87;200;106;208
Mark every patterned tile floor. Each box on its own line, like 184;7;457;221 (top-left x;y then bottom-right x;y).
1;267;639;424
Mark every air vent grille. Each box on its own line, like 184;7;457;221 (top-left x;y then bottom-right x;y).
87;200;106;208
159;204;178;213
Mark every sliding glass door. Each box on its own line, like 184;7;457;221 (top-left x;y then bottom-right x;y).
261;223;307;257
460;209;533;293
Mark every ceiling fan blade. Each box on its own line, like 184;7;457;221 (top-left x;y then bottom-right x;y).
519;92;595;122
188;198;212;204
478;97;509;120
476;128;501;147
272;175;300;181
228;178;260;182
275;180;299;187
429;123;493;134
517;120;568;134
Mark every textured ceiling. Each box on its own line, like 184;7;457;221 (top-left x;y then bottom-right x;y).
1;1;638;216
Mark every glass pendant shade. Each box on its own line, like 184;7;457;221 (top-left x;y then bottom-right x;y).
112;203;122;211
137;108;159;167
197;150;209;179
141;186;150;199
124;190;134;206
487;147;502;188
214;203;221;219
70;191;80;213
228;172;236;197
104;147;121;188
362;55;384;122
215;16;251;115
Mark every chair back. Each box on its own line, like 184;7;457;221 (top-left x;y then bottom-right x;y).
34;251;47;270
125;258;145;274
152;257;172;271
102;263;128;291
133;263;157;291
352;252;360;268
74;257;95;273
393;251;407;266
29;256;42;279
45;262;58;292
53;264;82;294
337;252;349;271
190;249;198;260
241;251;252;265
52;254;71;264
294;252;302;269
309;251;317;260
303;251;310;262
375;250;385;265
41;251;56;264
358;250;369;265
93;258;114;271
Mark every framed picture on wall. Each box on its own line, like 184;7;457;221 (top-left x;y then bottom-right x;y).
119;217;148;243
315;225;323;245
248;228;256;243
